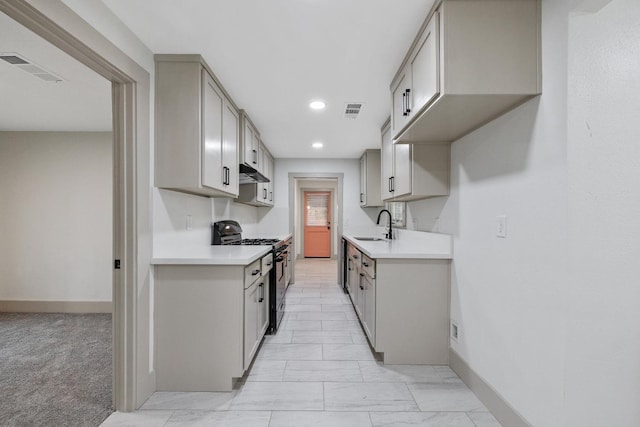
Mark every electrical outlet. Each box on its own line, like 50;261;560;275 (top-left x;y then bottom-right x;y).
451;321;459;342
186;214;193;230
496;215;507;238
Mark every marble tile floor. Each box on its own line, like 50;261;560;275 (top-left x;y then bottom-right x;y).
101;259;502;427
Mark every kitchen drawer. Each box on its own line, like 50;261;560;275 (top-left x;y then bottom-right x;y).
261;252;274;274
348;244;361;263
244;259;262;288
361;253;376;278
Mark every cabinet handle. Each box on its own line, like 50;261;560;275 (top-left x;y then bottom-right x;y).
360;193;363;203
388;177;392;193
252;149;258;165
405;88;411;114
363;262;369;267
263;188;267;200
269;191;273;202
259;282;264;302
252;269;260;276
402;91;407;116
360;273;364;277
391;176;395;192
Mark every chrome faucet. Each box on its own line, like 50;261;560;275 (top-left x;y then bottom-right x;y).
376;209;393;240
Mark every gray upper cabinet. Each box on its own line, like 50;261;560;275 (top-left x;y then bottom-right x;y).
391;12;439;139
391;0;541;143
359;149;383;207
155;54;239;197
240;111;261;172
381;118;449;202
237;141;275;207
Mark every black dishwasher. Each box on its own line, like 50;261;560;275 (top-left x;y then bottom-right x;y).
339;237;348;293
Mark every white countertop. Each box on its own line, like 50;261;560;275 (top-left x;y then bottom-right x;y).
152;245;271;265
151;233;292;266
343;231;452;260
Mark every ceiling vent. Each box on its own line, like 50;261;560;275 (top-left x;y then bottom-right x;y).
344;103;362;119
0;52;64;83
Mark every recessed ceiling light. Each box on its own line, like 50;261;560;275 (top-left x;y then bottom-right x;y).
309;100;326;110
312;142;323;149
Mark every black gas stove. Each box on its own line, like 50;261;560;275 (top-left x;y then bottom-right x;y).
212;220;289;333
241;238;281;246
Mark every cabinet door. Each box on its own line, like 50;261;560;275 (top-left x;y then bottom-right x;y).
349;255;359;305
409;11;440;116
363;274;376;345
259;144;270;204
222;100;239;195
356;272;365;318
390;68;411;139
244;281;259;369
258;276;269;336
202;69;224;191
359;154;366;206
380;124;394;201
243;122;259;169
267;153;274;205
393;143;412;198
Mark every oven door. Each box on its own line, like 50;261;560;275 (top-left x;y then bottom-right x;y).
275;252;286;306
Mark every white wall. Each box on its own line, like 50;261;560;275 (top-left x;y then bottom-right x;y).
436;0;572;425
423;0;640;425
0;132;112;302
259;158;379;239
565;0;640;425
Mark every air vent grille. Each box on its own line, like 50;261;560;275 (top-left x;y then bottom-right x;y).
0;52;63;83
344;103;363;119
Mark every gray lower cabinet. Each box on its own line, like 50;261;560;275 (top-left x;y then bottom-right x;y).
155;258;269;392
345;241;450;364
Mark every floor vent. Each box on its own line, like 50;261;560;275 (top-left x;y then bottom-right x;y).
0;52;63;83
344;103;362;119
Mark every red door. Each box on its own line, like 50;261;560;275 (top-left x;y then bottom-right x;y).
303;191;331;258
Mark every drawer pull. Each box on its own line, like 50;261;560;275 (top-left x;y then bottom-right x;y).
363;262;369;267
251;269;260;276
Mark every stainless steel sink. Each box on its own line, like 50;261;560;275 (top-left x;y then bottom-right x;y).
354;237;386;241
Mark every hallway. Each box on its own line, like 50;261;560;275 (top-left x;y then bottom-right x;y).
102;259;500;426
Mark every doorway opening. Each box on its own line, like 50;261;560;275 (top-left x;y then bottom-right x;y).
0;0;153;412
289;173;343;284
0;9;114;424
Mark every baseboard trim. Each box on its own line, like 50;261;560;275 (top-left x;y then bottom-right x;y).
450;348;532;427
0;300;112;313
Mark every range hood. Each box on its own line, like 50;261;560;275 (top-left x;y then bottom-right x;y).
239;163;270;184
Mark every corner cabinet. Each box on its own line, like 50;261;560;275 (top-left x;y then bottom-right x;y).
155;54;239;197
391;0;541;143
381;118;450;202
360;149;383;207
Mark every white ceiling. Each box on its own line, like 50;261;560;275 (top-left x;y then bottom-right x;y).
0;1;436;158
0;12;112;132
102;0;436;158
